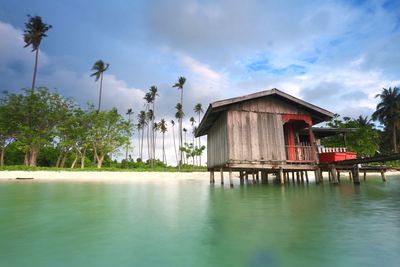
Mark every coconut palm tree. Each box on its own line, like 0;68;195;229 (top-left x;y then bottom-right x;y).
149;86;158;166
175;102;184;166
171;120;178;166
146;109;154;161
356;115;374;128
125;108;133;160
190;116;196;149
23;15;52;95
159;119;168;164
193;103;204;165
137;111;147;159
372;87;400;152
173;77;186;168
90;60;110;113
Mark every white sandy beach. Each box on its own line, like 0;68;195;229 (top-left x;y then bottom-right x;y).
0;170;398;183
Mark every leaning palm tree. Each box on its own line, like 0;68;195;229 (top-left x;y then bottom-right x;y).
193;103;204;165
173;77;186;168
125;108;133;160
23;15;52;95
171;120;178;166
90;60;110;113
159;119;168;164
372;87;400;152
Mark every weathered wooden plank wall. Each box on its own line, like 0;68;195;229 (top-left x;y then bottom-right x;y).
227;110;286;162
207;112;228;168
230;96;310;115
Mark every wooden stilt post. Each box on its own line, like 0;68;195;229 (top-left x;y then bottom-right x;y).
348;171;352;181
239;171;244;185
305;171;309;183
220;168;224;185
252;172;256;184
210;170;215;184
300;171;304;183
328;170;331;182
292;171;295;183
381;170;386;182
353;165;360;185
256;171;260;183
330;166;339;184
261;170;267;184
279;167;284;185
229;170;233;188
296;171;300;183
363;171;367;181
337;171;341;183
245;171;249;181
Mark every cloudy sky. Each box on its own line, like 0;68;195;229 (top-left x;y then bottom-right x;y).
0;0;399;163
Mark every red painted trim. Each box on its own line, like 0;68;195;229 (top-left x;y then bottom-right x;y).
282;114;312;126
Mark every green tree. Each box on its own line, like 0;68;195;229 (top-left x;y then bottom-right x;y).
372;87;400;153
137;110;146;160
90;60;110;113
125;108;133;161
89;108;132;168
323;114;379;156
23;15;52;94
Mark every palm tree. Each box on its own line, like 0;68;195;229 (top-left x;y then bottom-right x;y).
173;77;186;168
149;86;158;166
372;87;400;152
190;116;196;151
125;108;133;160
146;109;154;161
171;120;178;166
23;15;52;95
356;115;374;127
159;119;168;164
137;111;147;159
193;103;204;165
90;60;110;113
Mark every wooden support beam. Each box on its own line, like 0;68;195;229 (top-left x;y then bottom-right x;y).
292;171;295;183
381;170;386;182
229;170;233;188
305;171;309;183
348;171;352;181
300;171;304;183
330;166;339;184
220;168;224;185
256;171;259;182
296;171;300;183
363;171;367;181
239;171;244;185
252;172;256;184
279;167;284;185
353;165;360;185
210;170;215;184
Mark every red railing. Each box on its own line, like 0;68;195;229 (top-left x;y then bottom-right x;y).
286;145;314;162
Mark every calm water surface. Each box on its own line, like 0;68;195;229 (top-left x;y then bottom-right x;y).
0;176;399;267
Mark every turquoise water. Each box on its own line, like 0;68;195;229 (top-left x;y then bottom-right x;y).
0;176;399;267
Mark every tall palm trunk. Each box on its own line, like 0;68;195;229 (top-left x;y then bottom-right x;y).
31;49;39;95
198;113;201;166
172;124;178;166
393;124;398;153
147;123;150;161
141;127;144;159
179;90;183;168
97;72;103;113
162;132;166;164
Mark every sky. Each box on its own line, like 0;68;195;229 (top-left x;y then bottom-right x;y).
0;0;399;164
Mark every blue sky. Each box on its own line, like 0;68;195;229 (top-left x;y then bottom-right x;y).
0;0;399;160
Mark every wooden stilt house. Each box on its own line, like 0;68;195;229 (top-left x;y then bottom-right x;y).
195;88;335;183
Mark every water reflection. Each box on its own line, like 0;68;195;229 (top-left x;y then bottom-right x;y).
0;176;399;267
